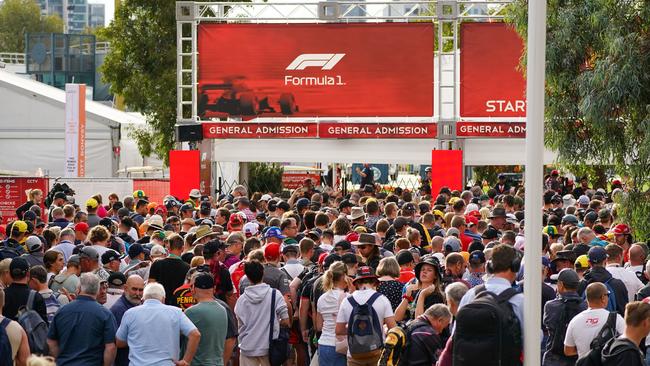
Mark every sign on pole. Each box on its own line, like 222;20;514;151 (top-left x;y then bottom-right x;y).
64;84;86;178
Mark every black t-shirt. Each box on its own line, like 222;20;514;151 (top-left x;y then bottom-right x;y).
149;257;191;306
2;283;48;323
360;166;374;187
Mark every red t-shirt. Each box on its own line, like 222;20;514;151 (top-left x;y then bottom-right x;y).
398;269;415;284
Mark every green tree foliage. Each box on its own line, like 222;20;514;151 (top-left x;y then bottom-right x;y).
0;0;63;52
508;0;650;239
99;1;177;165
248;163;283;194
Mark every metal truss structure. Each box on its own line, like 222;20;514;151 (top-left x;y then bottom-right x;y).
176;0;514;148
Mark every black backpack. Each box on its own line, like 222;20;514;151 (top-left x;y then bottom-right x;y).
0;242;20;260
549;297;585;356
17;290;49;355
575;312;618;366
452;285;522;366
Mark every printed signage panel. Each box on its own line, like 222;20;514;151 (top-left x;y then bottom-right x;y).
0;177;48;224
64;84;86;177
460;23;526;118
198;23;434;118
456;122;526;138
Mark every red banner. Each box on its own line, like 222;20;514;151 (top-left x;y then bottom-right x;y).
319;123;436;138
457;122;526;138
430;150;463;194
203;123;318;139
0;177;48;224
460;23;526;118
198;23;434;118
169;150;200;201
282;173;321;190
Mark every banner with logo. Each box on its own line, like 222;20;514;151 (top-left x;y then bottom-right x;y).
456;122;526;138
198;23;434;118
460;23;526;118
64;84;86;177
202;122;436;139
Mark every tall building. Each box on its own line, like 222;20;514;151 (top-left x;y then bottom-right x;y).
67;0;88;33
87;3;105;28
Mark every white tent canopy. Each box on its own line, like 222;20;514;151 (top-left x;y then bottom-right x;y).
0;70;162;177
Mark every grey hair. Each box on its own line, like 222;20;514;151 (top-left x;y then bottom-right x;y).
79;273;100;295
577;227;595;242
227;232;246;245
59;228;75;240
424;303;452;320
444;282;469;306
232;185;248;196
143;283;166;301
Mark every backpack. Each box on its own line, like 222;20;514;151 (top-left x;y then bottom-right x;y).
378;325;408;366
575;312;618;366
583;278;617;313
0;318;14;366
17;290;49;355
549;297;585;355
41;292;61;323
347;292;384;357
0;243;20;260
452;285;522;366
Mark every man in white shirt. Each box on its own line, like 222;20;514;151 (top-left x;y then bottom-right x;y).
564;282;625;358
336;266;396;366
624;244;647;284
606;244;643;302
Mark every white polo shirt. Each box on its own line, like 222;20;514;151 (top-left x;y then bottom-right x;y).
564;308;625;358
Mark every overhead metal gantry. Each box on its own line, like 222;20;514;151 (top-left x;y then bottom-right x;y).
176;0;514;149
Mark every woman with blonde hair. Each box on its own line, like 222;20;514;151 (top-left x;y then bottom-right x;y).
316;261;350;366
16;188;43;219
394;254;445;322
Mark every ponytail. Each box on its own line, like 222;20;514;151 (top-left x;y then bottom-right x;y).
322;261;346;291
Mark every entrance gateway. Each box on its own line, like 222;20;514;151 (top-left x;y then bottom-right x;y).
174;1;555;195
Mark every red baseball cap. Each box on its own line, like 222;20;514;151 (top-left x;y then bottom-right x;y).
551;170;560;176
74;222;89;234
467;210;482;219
345;232;360;243
612;224;630;236
264;243;281;260
612;179;622;186
464;214;479;227
155;205;167;215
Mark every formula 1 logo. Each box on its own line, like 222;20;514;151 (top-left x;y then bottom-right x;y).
286;54;346;70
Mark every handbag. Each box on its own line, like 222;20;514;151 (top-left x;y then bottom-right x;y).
269;289;290;366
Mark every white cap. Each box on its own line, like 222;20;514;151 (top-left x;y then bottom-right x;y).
260;194;272;201
243;222;259;236
189;189;201;198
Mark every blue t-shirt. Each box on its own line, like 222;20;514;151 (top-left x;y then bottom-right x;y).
47;295;117;366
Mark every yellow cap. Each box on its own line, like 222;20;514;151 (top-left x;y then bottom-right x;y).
12;220;28;233
449;197;461;205
433;209;445;218
85;198;99;209
575;254;589;270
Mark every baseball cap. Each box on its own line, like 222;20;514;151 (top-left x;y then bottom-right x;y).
469;250;486;264
276;201;290;211
74;222;89;234
194;272;215;289
133;190;147;199
25;236;43;253
199;201;211;214
86;198;99;209
402;202;416;213
338;199;353;211
464;214;479;227
260;194;272;201
79;246;99;261
282;245;299;255
10;257;29;276
444;236;461;253
180;204;195;212
561;214;579;225
588;246;608;264
11;220;28;234
99;218;115;229
128;243;145;258
393;217;409;232
296;198;310;209
108;272;127;287
612;224;631;235
243;222;259;237
264;226;286;239
189;189;201;199
584;211;598;223
396;249;415;265
574;254;589;270
542;225;559;237
264;243;281;260
446;227;461;238
557;268;580;287
323;253;342;269
101;250;121;265
578;195;590;206
306;230;321;241
67;254;81;267
481;227;500;240
54;192;67;200
334;240;352;252
542;256;551;269
318;252;328;265
22;211;37;222
551;169;560;176
203;240;224;258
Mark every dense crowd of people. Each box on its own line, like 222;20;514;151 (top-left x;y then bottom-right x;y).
1;169;650;366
